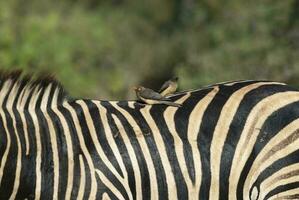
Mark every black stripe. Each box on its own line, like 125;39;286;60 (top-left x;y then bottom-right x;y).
80;154;91;200
0;115;7;179
265;182;299;199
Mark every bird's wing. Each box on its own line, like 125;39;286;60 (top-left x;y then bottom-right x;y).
159;81;170;93
141;88;164;100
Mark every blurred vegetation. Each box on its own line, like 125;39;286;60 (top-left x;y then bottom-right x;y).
1;0;299;99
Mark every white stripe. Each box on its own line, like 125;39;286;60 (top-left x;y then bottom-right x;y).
111;102;159;200
63;102;98;199
78;154;86;200
40;85;59;200
102;192;112;200
7;83;22;200
251;186;258;200
17;84;32;155
29;87;43;200
0;81;13;185
51;89;74;200
127;102;135;109
164;93;197;197
187;86;219;198
140;105;178;199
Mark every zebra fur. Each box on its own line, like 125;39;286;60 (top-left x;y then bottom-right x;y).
0;71;298;199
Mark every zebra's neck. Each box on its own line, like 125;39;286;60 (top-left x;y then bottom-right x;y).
0;72;67;111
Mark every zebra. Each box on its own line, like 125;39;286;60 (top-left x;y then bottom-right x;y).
0;71;299;200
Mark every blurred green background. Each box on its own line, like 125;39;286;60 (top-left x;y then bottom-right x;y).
1;0;299;99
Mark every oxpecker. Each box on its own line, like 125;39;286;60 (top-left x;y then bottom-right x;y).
134;86;181;107
159;77;178;97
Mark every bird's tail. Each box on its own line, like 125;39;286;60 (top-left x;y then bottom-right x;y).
159;100;182;107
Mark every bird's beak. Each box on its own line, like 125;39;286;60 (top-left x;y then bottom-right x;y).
132;86;138;91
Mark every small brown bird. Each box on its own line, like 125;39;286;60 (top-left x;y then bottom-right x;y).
159;77;178;97
134;86;181;107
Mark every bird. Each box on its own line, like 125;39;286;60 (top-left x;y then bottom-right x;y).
133;86;181;107
159;77;178;97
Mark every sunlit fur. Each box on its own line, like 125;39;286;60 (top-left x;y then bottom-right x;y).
0;72;298;199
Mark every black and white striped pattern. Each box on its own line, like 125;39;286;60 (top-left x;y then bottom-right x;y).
0;73;299;199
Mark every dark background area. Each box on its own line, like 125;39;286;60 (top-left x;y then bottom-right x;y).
1;0;299;99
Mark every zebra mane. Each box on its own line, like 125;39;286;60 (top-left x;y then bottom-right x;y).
0;70;68;108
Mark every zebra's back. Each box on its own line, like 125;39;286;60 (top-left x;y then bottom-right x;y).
0;74;299;200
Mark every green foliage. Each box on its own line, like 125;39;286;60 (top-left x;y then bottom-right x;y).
0;0;299;99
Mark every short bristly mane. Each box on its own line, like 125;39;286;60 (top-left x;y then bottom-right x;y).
0;71;68;109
